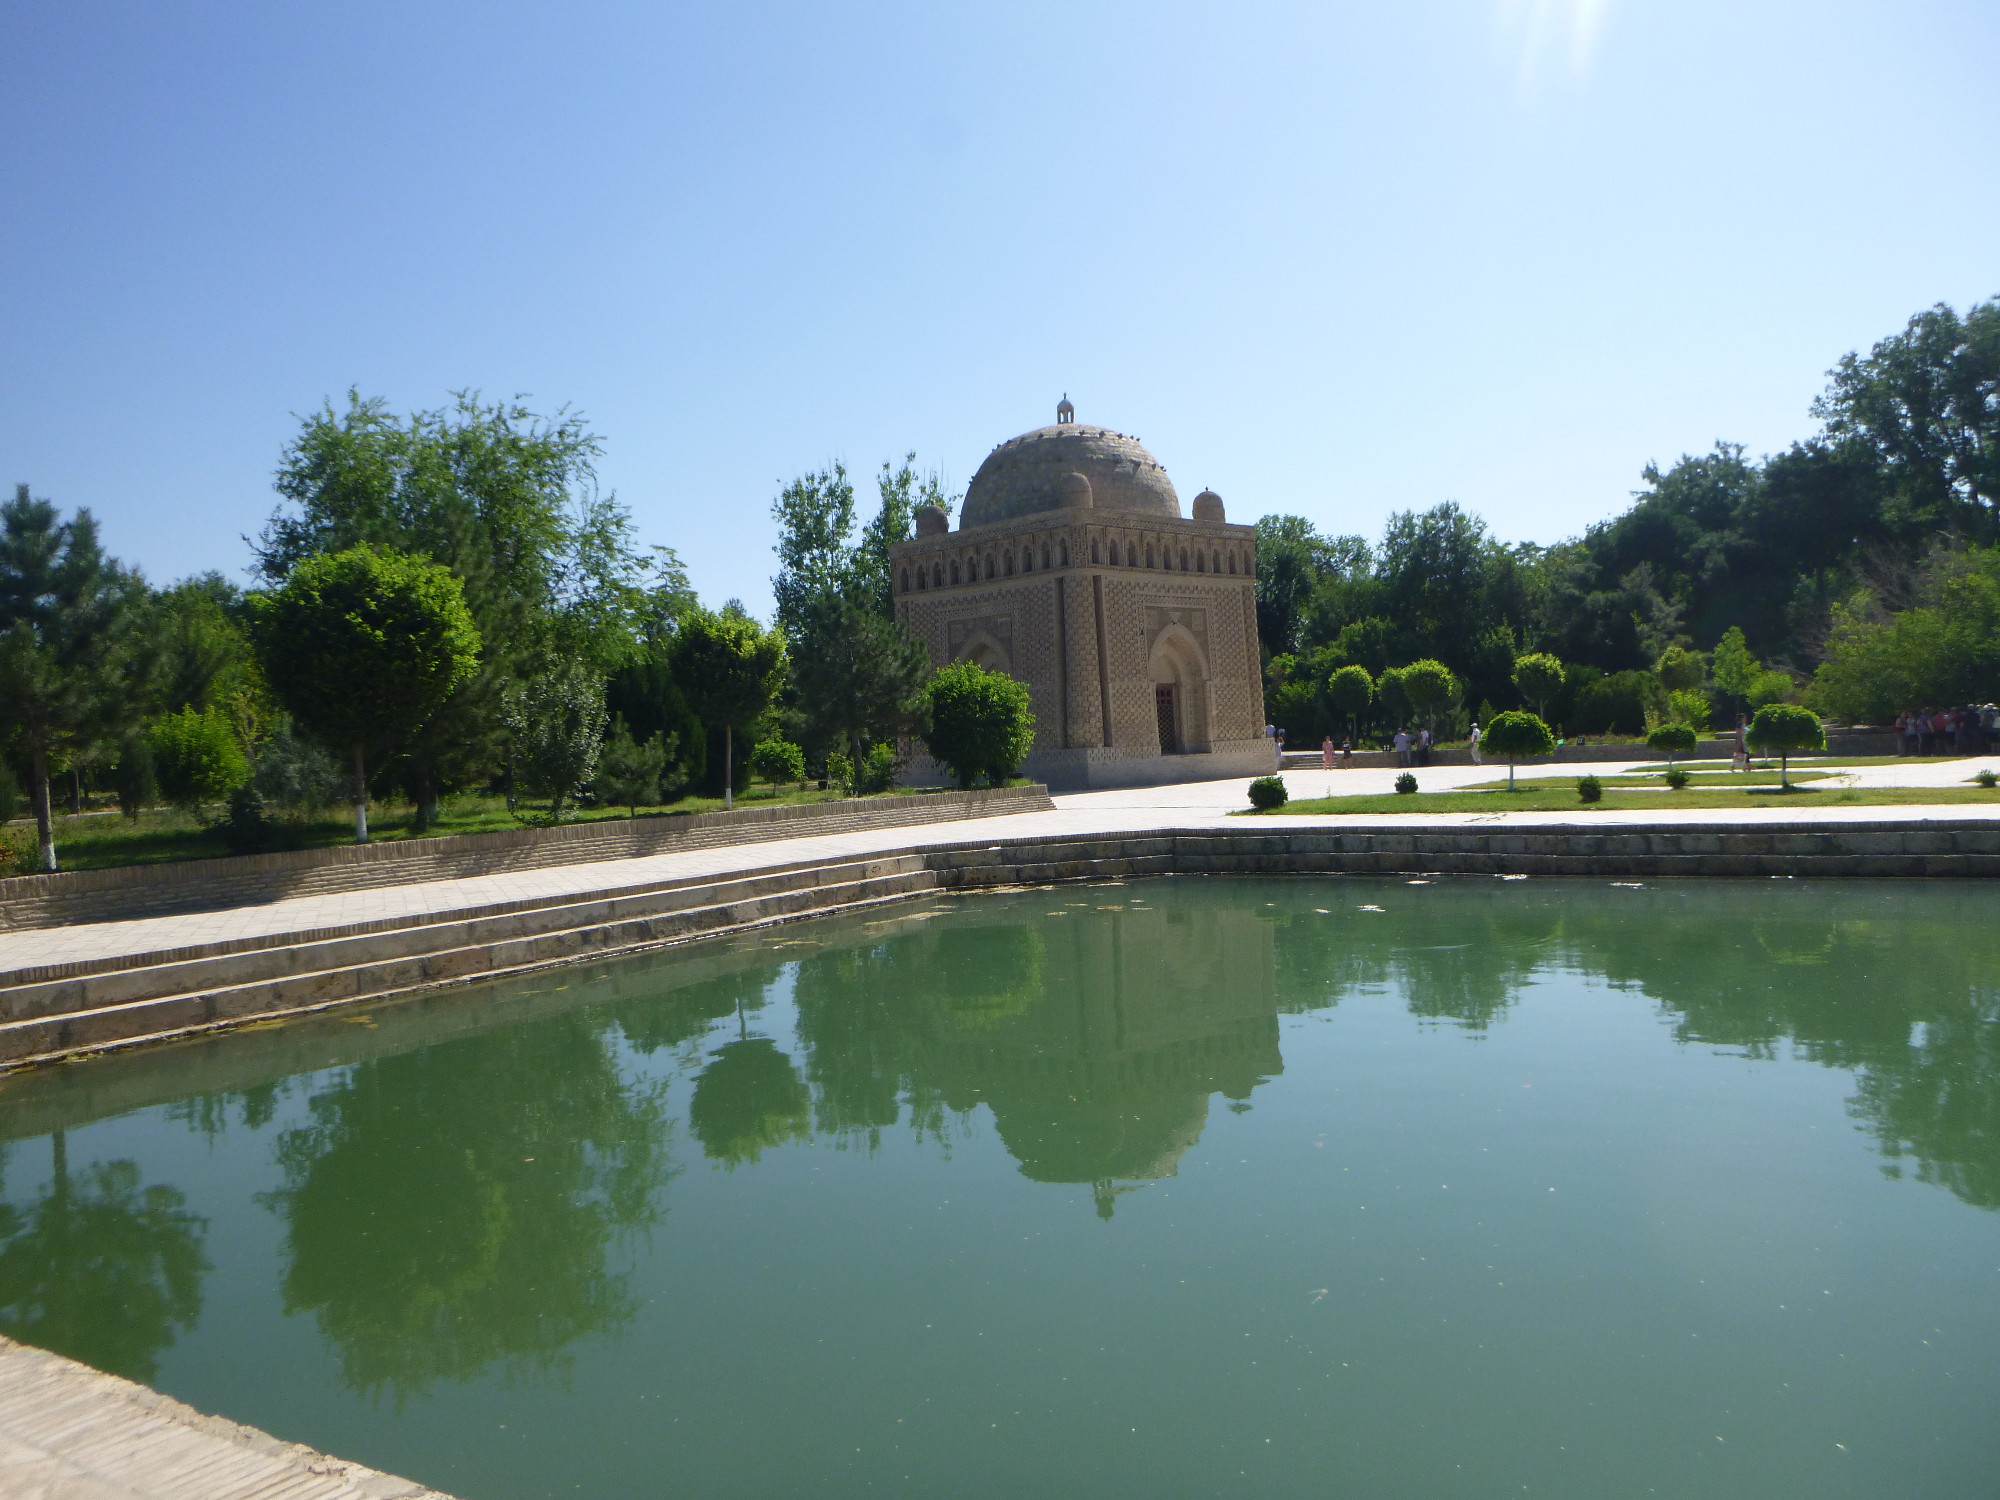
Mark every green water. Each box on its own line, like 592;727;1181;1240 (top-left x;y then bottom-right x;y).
2;877;1997;1499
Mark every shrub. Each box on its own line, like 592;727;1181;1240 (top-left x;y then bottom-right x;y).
855;741;900;795
825;752;854;796
749;737;806;791
1976;768;1997;789
1577;774;1603;803
598;716;675;814
109;738;155;820
1395;772;1418;795
1247;775;1288;810
1574;670;1668;736
1664;767;1691;790
147;706;248;814
920;662;1035;789
221;783;272;852
252;718;346;815
1483;710;1555;790
1746;703;1826;789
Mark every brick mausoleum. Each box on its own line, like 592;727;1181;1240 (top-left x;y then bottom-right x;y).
892;399;1274;791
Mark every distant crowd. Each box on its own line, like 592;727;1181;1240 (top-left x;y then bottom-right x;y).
1896;706;1998;756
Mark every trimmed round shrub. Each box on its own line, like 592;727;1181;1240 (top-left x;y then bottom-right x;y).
1976;768;1997;789
1646;721;1698;764
1747;703;1827;788
1395;772;1418;795
1664;767;1691;790
1247;775;1288;810
750;737;806;789
1577;774;1603;803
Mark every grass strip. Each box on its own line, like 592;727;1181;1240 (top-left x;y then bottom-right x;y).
1243;786;2000;816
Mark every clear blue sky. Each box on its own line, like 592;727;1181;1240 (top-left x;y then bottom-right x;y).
5;1;1996;618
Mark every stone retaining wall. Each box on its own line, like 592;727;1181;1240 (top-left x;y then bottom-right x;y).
924;820;2000;883
0;783;1053;933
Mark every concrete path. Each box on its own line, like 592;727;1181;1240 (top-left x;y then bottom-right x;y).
7;753;1996;975
0;1335;452;1500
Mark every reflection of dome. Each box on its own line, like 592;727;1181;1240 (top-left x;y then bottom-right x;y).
1192;489;1225;522
961;422;1180;529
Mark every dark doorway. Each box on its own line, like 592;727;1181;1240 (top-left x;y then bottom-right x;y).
1155;685;1179;753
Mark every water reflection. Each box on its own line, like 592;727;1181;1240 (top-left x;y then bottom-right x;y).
0;1131;208;1382
2;877;1997;1407
787;899;1281;1216
256;1015;670;1402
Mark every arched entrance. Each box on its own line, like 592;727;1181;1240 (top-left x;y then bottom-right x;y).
1148;626;1210;755
955;630;1011;675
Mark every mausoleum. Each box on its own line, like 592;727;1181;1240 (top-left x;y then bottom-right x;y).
892;400;1273;790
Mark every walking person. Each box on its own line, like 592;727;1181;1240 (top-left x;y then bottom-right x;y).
1732;712;1748;772
1393;727;1412;768
1469;720;1482;765
1341;737;1353;766
1321;734;1335;770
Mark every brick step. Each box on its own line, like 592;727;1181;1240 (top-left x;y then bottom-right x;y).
0;865;937;1067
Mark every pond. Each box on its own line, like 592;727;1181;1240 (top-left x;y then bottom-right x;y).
1;876;1997;1498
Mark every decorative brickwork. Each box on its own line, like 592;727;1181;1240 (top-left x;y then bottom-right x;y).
892;408;1273;790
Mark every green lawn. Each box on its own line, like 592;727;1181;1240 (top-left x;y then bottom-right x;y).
0;782;885;876
1463;770;1835;790
1244;785;2000;817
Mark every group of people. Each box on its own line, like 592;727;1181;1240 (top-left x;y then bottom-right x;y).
1896;706;1998;756
1308;725;1476;769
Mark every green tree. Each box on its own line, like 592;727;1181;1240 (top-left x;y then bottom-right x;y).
146;706;248;815
1710;625;1761;717
1326;664;1374;740
770;464;859;639
250;545;480;842
594;715;674;816
1512;653;1565;721
920;662;1035;788
1398;658;1460;734
665;608;787;810
1667;687;1713;732
1746;703;1826;788
789;594;931;769
856;454;956;622
1808;549;2000;720
257;391;656;828
1814;298;2000;535
1657;645;1707;693
1646;721;1698;768
749;738;805;791
503;660;609;823
0;486;147;871
1483;710;1555;790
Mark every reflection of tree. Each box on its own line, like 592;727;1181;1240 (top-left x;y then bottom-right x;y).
618;969;767;1057
260;1015;668;1402
0;1131;209;1382
689;1039;811;1166
791;898;1281;1213
168;1082;284;1139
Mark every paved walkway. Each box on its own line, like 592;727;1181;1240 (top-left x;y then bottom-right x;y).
0;1335;451;1500
8;753;1996;975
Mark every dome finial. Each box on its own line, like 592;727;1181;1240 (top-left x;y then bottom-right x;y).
1056;393;1074;425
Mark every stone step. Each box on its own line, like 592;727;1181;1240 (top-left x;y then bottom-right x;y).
0;854;928;1019
0;865;937;1068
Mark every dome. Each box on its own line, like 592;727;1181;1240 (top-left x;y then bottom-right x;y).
914;502;949;536
960;422;1180;529
1057;471;1093;507
1192;490;1225;522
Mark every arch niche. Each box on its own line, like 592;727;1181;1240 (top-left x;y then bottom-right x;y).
955;629;1012;675
1148;624;1211;755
